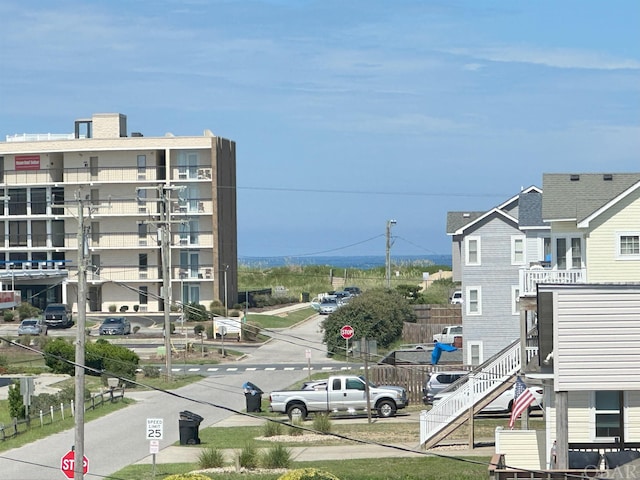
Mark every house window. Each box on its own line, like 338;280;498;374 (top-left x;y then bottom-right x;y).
31;188;47;215
571;238;582;268
543;237;552;263
512;286;520;315
139;253;148;272
466;237;481;266
137;154;146;179
556;237;582;269
139;286;148;305
466;287;481;315
512;236;525;265
617;233;640;259
594;391;622;439
468;341;482;366
138;222;147;240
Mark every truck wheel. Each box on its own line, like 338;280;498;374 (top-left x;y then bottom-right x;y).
376;400;396;418
287;403;307;421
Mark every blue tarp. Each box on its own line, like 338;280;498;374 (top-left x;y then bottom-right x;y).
431;341;458;365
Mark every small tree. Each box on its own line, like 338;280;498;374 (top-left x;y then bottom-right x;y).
8;382;25;419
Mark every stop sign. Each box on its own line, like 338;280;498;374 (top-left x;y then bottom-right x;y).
340;325;354;340
60;450;88;479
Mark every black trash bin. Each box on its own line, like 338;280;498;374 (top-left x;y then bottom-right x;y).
243;382;263;413
178;410;203;445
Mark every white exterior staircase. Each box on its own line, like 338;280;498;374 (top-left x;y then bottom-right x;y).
419;338;536;449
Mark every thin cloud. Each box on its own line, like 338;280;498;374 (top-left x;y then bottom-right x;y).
445;46;640;70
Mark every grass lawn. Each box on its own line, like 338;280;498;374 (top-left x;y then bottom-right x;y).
111;456;492;480
247;307;317;329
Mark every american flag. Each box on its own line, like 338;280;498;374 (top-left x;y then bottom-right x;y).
509;377;536;428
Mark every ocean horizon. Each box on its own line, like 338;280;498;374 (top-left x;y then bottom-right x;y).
239;254;452;270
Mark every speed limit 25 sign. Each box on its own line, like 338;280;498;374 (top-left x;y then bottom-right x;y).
146;418;164;440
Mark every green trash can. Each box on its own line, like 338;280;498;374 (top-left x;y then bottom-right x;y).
301;292;310;302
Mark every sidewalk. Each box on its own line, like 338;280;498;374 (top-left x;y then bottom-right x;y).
135;411;495;466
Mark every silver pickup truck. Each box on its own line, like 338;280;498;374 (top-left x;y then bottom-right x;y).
268;375;408;420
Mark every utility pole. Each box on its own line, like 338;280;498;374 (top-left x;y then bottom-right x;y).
385;219;397;289
74;196;88;480
160;186;172;380
137;184;184;380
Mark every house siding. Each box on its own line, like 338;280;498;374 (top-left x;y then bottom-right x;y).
547;391;591;442
585;190;640;282
496;429;545;470
461;215;522;363
547;391;640;443
552;287;640;391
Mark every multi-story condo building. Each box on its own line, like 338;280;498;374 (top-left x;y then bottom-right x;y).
0;113;237;314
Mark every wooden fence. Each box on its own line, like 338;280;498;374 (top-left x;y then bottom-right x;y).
0;387;125;442
370;364;430;405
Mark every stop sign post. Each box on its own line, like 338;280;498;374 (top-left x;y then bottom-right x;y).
61;450;88;479
341;325;354;361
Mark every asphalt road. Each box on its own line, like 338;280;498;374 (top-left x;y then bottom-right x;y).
0;313;336;480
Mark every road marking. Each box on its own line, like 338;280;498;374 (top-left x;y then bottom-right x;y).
245;367;257;371
265;367;276;371
321;367;334;370
207;368;219;371
283;367;295;371
226;368;238;371
188;368;200;372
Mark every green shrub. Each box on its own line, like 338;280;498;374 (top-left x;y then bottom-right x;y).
108;304;117;312
312;413;332;434
18;302;41;319
142;366;161;378
4;310;15;322
193;324;205;336
261;443;292;469
236;442;259;469
197;447;225;469
241;321;260;342
277;468;340;480
8;382;25;418
185;302;207;321
262;420;283;437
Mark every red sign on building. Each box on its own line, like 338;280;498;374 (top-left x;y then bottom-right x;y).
15;155;41;170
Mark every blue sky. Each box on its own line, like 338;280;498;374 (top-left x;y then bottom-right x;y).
1;1;638;257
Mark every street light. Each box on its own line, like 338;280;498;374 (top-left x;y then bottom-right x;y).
385;219;397;288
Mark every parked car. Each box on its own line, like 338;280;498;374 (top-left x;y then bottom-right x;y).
432;383;544;413
43;303;73;328
99;317;131;335
17;317;47;336
450;290;463;304
319;297;340;315
422;370;468;404
343;286;362;296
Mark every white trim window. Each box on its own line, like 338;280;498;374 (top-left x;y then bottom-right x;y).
467;341;483;366
465;237;481;266
466;286;481;315
511;236;525;265
555;236;583;270
617;232;640;260
592;391;623;440
511;286;520;315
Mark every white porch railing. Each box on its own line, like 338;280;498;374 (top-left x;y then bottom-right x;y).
520;267;586;295
420;342;522;447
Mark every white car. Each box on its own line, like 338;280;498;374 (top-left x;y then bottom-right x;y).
433;384;543;413
450;291;463;304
